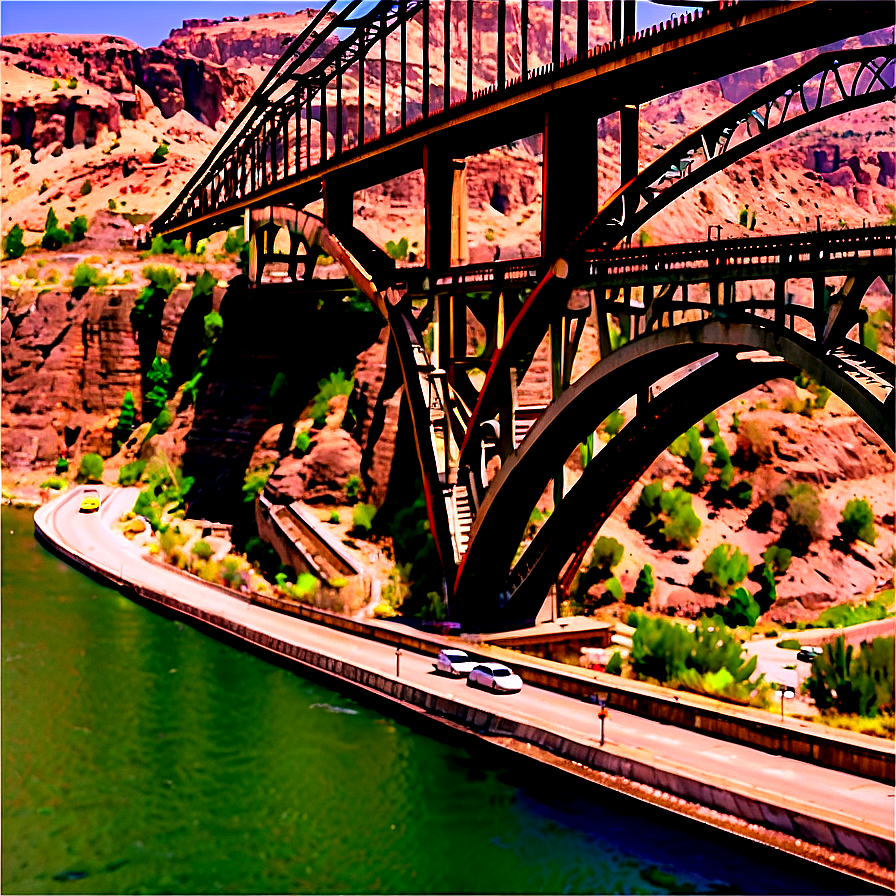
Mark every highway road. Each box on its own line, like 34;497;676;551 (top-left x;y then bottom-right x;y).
38;486;896;840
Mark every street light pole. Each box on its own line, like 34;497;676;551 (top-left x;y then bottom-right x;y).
395;647;402;677
594;689;609;746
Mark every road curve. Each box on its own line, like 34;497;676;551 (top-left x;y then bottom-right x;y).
36;486;896;842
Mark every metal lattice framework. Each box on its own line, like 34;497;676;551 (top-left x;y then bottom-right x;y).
575;46;896;249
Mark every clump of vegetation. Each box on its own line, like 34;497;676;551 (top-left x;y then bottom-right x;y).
343;474;362;502
150;141;170;164
602;408;625;438
783;372;831;417
69;262;110;297
242;466;272;503
41;208;72;250
750;544;792;613
65;75;78;90
305;369;355;428
328;510;341;524
718;586;762;628
839;497;876;546
701;544;752;596
811;594;891;630
38;179;49;195
385;236;408;260
351;502;377;536
131;454;193;532
40;477;68;490
108;198;118;211
180;308;223;408
79;179;93;196
734;418;773;470
140;234;199;260
862;309;892;353
702;412;720;438
779;481;823;555
2;223;26;260
132;266;181;331
275;571;319;602
669;425;708;488
294;429;312;455
75;453;104;483
112;391;137;450
117;459;147;486
628;613;764;705
144;355;173;417
628;564;654;606
805;635;894;718
629;479;702;550
55;457;69;475
51;78;61;91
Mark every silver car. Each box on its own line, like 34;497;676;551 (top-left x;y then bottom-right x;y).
467;662;523;693
434;649;478;677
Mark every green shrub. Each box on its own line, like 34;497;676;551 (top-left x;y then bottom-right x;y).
70;262;109;295
805;635;894;717
223;226;246;254
777;638;802;649
51;78;61;90
351;502;377;535
41;208;73;250
242;467;271;503
343;474;362;501
150;142;170;163
839;497;876;546
719;586;762;627
66;75;78;89
629;564;654;606
709;435;730;468
385;236;408;260
191;269;217;300
38;179;49;195
108;198;118;211
117;459;147;486
702;544;752;595
141;265;181;297
604;576;624;601
630;480;702;550
112;391;137;450
669;425;708;488
131;454;193;532
604;651;624;676
55;456;69;475
328;510;341;524
589;536;624;578
702;412;720;438
306;369;355;426
813;598;889;630
2;223;26;259
294;430;312;455
762;545;792;575
75;453;104;483
734;419;773;469
40;477;68;490
141;407;173;445
782;482;823;554
191;540;213;560
602;409;625;438
79;179;92;196
69;215;88;242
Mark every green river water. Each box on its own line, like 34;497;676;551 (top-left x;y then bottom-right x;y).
2;507;866;894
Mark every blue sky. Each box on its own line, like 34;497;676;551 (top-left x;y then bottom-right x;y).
1;1;698;49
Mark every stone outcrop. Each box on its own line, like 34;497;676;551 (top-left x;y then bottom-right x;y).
1;32;252;135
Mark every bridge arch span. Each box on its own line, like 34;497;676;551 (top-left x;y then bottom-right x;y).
454;321;894;625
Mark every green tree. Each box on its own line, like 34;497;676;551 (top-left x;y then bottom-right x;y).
41;208;72;250
589;536;624;579
2;223;26;259
628;564;654;606
782;482;823;554
839;497;877;546
805;636;893;717
112;390;137;450
702;544;752;596
719;586;762;627
75;453;104;483
630;480;702;550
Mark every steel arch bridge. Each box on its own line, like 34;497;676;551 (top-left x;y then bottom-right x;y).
154;0;895;628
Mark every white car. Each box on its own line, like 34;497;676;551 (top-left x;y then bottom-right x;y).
434;649;478;677
467;662;523;694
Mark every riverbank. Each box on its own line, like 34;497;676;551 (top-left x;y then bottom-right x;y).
32;488;896;889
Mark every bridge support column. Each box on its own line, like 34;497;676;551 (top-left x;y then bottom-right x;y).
322;176;353;236
424;147;468;270
542;101;598;259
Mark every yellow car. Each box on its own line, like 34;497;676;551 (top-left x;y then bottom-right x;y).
79;488;100;513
